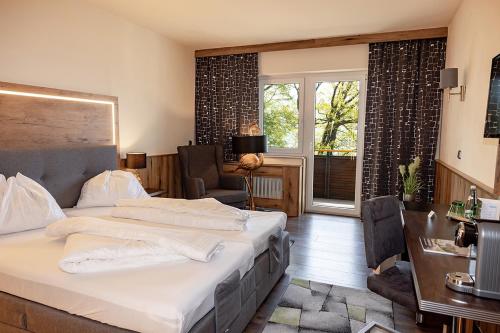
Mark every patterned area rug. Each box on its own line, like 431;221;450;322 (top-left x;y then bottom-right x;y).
264;278;394;333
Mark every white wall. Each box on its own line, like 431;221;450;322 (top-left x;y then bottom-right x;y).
259;45;369;75
439;0;500;188
0;0;195;156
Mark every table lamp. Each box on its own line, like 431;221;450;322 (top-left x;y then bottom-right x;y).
232;134;267;210
126;152;147;185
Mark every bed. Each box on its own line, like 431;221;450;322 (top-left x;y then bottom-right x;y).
64;207;287;258
0;145;290;333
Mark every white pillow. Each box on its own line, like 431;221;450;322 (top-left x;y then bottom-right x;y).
0;173;66;235
76;170;149;208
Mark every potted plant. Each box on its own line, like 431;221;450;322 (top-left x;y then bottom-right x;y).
399;157;423;202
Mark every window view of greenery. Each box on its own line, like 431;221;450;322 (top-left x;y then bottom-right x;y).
314;81;359;156
263;83;299;149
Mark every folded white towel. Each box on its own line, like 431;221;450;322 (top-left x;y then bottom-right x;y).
112;198;249;231
46;217;224;273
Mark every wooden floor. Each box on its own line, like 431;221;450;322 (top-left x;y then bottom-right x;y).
245;213;444;333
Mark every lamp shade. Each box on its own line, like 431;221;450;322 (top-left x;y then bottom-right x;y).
439;68;458;89
232;135;268;154
126;152;147;169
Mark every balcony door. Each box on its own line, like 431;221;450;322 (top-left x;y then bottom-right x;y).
304;72;367;216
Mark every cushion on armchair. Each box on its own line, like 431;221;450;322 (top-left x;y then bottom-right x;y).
220;174;245;191
204;189;248;205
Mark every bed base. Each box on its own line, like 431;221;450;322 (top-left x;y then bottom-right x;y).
0;231;290;333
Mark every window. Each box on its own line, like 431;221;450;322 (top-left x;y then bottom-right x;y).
314;81;360;157
260;77;303;153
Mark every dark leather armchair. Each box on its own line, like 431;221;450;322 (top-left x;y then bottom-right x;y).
362;196;418;313
177;145;247;208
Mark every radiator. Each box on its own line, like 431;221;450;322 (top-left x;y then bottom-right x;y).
253;176;283;200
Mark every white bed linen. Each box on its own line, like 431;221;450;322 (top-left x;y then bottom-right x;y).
64;207;287;256
113;198;249;231
47;217;224;273
0;229;254;333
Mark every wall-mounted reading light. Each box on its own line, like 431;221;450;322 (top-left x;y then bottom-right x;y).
439;68;466;101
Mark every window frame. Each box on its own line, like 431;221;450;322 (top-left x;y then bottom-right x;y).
259;76;305;155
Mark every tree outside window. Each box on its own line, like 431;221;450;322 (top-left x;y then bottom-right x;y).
315;81;359;156
263;83;299;149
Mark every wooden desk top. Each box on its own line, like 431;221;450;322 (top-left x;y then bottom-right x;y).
403;205;500;324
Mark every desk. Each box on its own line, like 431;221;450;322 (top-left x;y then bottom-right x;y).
403;205;500;327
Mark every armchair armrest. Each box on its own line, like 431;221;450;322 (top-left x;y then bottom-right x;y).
220;173;246;191
185;177;205;199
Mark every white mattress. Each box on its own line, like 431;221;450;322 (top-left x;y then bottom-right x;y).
0;229;254;333
64;207;287;256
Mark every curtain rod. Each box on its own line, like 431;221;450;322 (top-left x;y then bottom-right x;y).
195;27;448;58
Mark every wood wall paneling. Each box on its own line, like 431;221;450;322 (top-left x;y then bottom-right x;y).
434;159;498;205
195;27;448;57
122;154;183;198
0;81;119;150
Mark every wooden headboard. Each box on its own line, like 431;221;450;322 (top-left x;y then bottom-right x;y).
0;81;119;150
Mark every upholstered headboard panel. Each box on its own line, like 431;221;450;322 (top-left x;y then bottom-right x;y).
0;145;117;208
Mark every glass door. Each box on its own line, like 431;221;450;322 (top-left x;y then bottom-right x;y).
304;72;366;216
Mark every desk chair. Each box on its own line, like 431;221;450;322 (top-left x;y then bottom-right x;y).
362;196;418;314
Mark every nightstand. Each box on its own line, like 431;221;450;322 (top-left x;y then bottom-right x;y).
145;188;167;198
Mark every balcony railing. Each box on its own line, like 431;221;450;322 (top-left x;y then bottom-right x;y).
314;149;356;201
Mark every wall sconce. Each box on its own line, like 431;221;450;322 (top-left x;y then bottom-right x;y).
439;68;466;101
126;152;147;185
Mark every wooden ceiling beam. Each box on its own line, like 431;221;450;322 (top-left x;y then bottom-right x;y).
195;27;448;57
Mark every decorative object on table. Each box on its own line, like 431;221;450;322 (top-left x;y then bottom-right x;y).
439;68;466;101
446;222;500;300
398;157;423;202
232;125;267;211
126;152;147;185
483;54;500;138
177;144;247;208
263;278;394;333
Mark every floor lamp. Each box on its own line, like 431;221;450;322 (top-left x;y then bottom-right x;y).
232;135;268;210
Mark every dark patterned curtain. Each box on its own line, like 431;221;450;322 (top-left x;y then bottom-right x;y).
362;38;446;203
195;53;259;161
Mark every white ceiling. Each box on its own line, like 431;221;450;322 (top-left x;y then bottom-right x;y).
86;0;462;49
